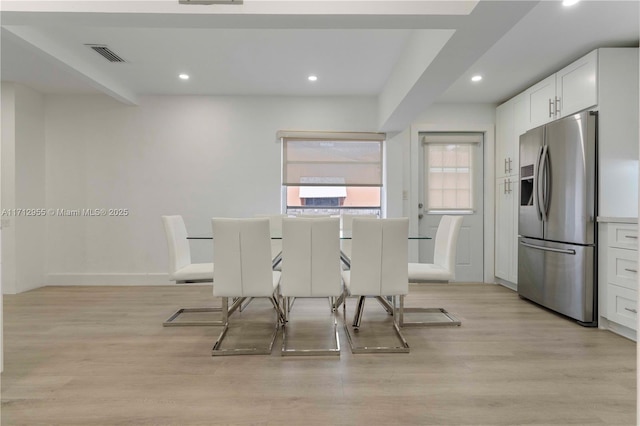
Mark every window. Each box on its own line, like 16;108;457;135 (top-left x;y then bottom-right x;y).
279;131;384;216
423;133;481;212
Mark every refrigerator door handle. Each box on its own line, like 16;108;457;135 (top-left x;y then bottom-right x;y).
521;241;576;255
542;146;551;219
538;145;551;222
536;145;547;221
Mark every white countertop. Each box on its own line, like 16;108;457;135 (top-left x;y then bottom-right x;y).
597;216;638;224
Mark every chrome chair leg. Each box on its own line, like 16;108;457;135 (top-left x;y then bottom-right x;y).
342;294;409;354
211;296;280;356
353;296;366;329
281;296;340;356
163;306;226;327
331;293;345;312
398;291;461;328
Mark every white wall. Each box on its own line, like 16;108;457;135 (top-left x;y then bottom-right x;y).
1;83;46;295
597;48;639;218
384;128;410;219
0;83;12;373
44;94;378;285
405;103;497;281
1;83;16;297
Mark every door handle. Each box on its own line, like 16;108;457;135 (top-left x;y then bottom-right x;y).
520;241;576;255
624;268;637;273
537;145;550;222
624;307;638;314
536;145;548;221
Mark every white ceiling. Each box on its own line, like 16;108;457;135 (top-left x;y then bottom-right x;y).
1;0;638;130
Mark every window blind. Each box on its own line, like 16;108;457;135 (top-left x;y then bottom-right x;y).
421;132;482;212
280;131;385;187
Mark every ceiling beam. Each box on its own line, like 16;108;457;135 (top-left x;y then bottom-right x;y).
2;26;138;105
378;0;539;132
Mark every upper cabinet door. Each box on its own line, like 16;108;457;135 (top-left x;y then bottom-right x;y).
557;50;598;118
496;99;515;178
512;92;529;175
527;74;556;129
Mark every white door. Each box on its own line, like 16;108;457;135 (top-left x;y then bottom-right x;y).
418;132;484;282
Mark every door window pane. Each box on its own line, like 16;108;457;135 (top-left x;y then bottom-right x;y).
425;144;474;211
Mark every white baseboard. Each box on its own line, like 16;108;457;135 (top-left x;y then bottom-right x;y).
598;316;637;342
47;273;172;286
495;277;517;292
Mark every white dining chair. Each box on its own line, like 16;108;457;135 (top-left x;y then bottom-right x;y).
404;215;463;327
254;214;287;270
161;215;222;327
340;213;379;261
279;217;342;356
211;218;284;356
341;217;410;353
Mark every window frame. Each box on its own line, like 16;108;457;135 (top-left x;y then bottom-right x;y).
422;132;482;214
278;131;385;216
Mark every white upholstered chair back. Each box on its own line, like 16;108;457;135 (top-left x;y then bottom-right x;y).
432;216;463;279
255;214;287;262
212;218;275;298
280;217;342;297
162;215;191;280
340;214;378;259
348;218;409;296
341;213;378;231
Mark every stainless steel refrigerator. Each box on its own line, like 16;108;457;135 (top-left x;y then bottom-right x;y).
518;111;597;325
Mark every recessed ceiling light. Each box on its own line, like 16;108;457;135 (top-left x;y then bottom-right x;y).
471;75;482;82
308;75;318;82
179;74;190;80
562;0;580;6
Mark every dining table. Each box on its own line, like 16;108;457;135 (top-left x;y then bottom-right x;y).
188;231;432;317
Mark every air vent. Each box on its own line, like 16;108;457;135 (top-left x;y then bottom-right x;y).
85;44;126;63
179;0;243;4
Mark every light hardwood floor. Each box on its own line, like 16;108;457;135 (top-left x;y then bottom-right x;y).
1;283;636;425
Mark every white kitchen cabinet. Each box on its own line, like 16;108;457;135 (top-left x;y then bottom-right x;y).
495;177;518;284
526;50;598;129
600;222;638;341
495;100;514;179
495;93;525;287
496;47;637;296
527;74;557;128
513;92;529;141
556;50;598;119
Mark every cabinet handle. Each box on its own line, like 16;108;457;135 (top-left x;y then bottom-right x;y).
555;97;561;116
624;235;638;239
624;307;638;314
503;179;507;195
624;268;637;273
508;157;513;174
508;179;512;194
548;99;554;118
504;158;508;174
